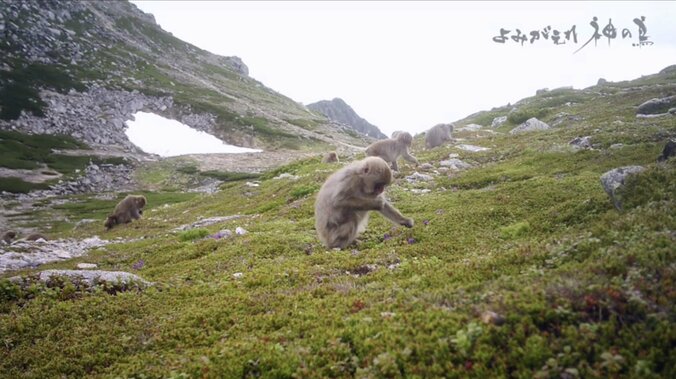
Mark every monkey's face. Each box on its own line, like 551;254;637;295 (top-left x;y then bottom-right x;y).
360;158;392;196
397;132;413;146
136;196;147;208
104;215;118;230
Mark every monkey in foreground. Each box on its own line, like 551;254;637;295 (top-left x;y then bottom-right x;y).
314;157;414;249
104;195;147;230
322;152;339;163
2;231;16;244
26;233;49;241
365;131;418;171
425;123;453;149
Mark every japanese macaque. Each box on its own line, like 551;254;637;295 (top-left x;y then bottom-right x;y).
391;131;405;139
322;152;339;163
365;131;418;171
425;123;453;149
104;195;147;230
314;157;414;249
26;233;49;241
657;139;675;162
2;231;16;244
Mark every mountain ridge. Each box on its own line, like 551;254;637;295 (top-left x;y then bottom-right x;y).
307;98;387;139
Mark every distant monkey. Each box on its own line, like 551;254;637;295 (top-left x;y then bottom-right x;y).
657;139;676;162
314;157;414;249
104;195;147;230
322;152;339;163
2;231;16;244
26;233;49;241
391;131;405;139
365;131;418;171
425;123;453;149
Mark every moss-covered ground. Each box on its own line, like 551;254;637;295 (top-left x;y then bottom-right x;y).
0;71;674;378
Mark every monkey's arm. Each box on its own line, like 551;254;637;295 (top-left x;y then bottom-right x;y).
379;201;414;227
338;196;385;211
131;208;142;220
401;149;419;165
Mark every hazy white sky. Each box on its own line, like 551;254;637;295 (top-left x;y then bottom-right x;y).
125;112;261;156
132;1;676;136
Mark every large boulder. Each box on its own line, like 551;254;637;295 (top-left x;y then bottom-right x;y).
600;166;645;210
510;117;551;134
636;96;676;115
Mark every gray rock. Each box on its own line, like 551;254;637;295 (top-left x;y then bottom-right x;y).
419;163;435;171
457;123;483;132
456;144;490;152
491;116;507;128
597;78;608;85
569;136;592;150
510;117;551;134
600;166;645;210
11;270;152;289
610;143;624;149
439;158;472;170
405;172;434;183
636;96;676;115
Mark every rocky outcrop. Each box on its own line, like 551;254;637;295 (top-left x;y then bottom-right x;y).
600;166;645;210
510;117;551;134
636;96;676;115
0;236;109;273
10;270;153;290
307;98;387;139
491;116;507;128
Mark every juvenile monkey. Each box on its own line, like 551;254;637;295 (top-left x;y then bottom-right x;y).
425;123;453;149
104;195;147;230
365;131;418;171
2;231;16;244
322;152;339;163
314;156;414;249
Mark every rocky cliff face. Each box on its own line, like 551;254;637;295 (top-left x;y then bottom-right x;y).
0;0;371;150
307;98;387;139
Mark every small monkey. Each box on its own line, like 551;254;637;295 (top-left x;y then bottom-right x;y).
365;131;418;171
314;157;414;249
26;233;49;241
104;195;147;230
322;152;339;163
2;231;16;244
425;123;453;149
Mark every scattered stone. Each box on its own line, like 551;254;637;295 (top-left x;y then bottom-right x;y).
210;229;233;239
0;236;109;273
657;139;676;162
174;215;243;231
600;166;646;210
273;173;299;180
410;189;431;194
419;163;435;171
381;312;396;319
233;272;244;279
447;153;460;159
510;117;551;134
456;144;490;152
10;270;152;289
405;172;434;183
439;158;472;170
457;123;483;132
235;227;247;235
76;263;98;269
636;95;676;115
610;143;624;149
491;116;507;128
245;181;260;187
569;136;593;150
481;310;506;326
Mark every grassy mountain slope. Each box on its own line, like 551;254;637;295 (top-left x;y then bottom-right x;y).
0;0;369;150
1;70;675;377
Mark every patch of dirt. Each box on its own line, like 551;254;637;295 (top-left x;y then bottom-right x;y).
182;151;317;173
0;165;62;183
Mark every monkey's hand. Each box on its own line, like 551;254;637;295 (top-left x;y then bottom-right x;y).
402;218;414;228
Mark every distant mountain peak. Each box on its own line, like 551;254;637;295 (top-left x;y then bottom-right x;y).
307;98;387;139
